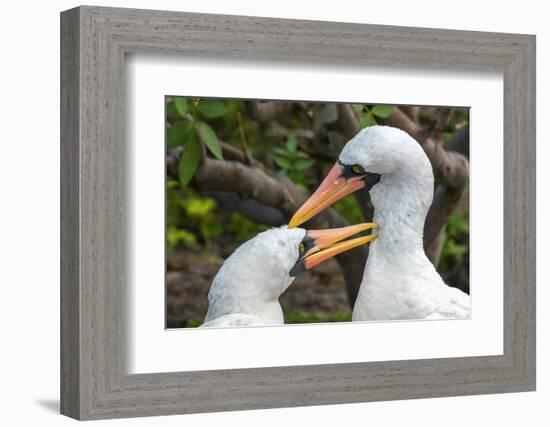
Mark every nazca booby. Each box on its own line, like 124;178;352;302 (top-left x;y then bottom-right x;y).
289;126;470;321
200;223;377;327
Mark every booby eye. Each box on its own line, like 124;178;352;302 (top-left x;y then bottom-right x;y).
352;165;365;175
299;243;305;253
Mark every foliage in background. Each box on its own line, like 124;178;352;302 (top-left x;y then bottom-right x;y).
440;213;469;270
166;98;470;326
284;311;352;324
353;104;395;127
167;98;225;187
272;135;315;188
167;99;409;257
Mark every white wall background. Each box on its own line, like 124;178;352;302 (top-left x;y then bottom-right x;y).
0;0;546;425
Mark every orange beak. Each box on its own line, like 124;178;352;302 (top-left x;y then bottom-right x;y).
288;163;366;228
289;223;377;276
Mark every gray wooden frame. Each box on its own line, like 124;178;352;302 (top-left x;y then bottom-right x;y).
60;5;536;420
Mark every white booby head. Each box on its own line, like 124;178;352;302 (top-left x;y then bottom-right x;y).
201;223;377;327
289;125;470;320
289;126;433;237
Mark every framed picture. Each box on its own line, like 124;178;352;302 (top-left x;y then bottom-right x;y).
61;6;536;420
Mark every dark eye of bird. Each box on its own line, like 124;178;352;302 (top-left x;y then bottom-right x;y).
352;165;364;175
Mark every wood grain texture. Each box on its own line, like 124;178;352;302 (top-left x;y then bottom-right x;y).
60;7;81;419
60;6;536;420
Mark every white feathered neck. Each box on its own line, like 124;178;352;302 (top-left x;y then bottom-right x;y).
340;126;464;320
204;227;305;324
341;126;434;256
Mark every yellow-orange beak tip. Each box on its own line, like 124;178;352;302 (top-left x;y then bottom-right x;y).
288;217;301;229
289;222;378;276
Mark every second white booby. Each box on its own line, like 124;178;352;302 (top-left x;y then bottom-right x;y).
201;223;377;327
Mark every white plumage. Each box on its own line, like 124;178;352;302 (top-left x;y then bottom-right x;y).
200;226;306;327
339;126;471;321
200;313;266;328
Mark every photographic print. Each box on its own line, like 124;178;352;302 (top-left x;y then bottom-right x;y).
166;98;470;328
60;8;535;418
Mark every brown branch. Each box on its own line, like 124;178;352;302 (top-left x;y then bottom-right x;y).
424;185;465;248
336;104;360;138
265;124;316;141
422;126;470;264
167;142;265;177
166;147;182;179
399;106;420;122
379;107;468;190
445;125;470;159
434;107;454;134
378;107;425;141
194;158;298;217
205;190;287;226
422;139;469;189
245;100;294;122
219;140;267;171
168;146;352;229
167;146;367;306
298;139;339;162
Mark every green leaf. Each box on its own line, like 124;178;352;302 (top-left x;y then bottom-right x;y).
284;311;320;324
293;158;314;171
166;180;180;190
371;105;394;118
197;100;226;118
286;135;298;152
360;112;377;127
332;192;364;224
201;216;224;239
178;132;201;187
328;311;352;322
173;97;188;117
443;132;453;143
166;226;197;249
352;104;364;112
167;120;193;149
273;147;290;157
447;213;469;235
184;197;216;217
166;101;180;120
274;155;292;170
195;121;223;160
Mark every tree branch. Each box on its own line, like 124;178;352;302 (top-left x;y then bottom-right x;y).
245;100;294;122
434;107;454;134
445;125;470;159
423;126;470;264
336;104;360;139
167;146;367;306
379;107;469;190
219;141;266;171
399;106;420;122
194;158;298;217
379;107;429;142
205;191;287;226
